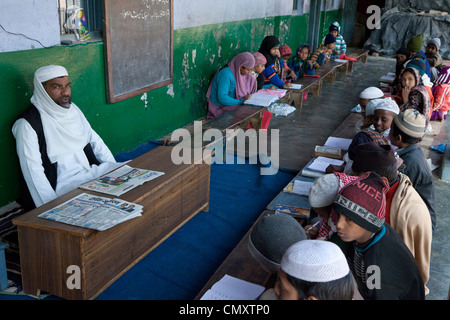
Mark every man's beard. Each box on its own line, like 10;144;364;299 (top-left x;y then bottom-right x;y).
57;96;72;109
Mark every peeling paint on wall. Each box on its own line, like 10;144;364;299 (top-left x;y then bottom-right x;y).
167;83;175;97
141;92;148;109
192;49;197;64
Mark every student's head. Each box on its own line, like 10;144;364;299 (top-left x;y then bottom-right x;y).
231;52;256;76
407;33;423;55
390;109;426;147
426;38;440;54
252;52;267;74
329;22;340;38
396;47;409;65
309;174;340;221
400;67;419;89
248;213;306;273
276;240;354;300
334;172;389;243
298;45;311;60
324;33;336;50
358;87;384;117
372;98;399;133
259;36;281;63
406;59;426;77
35;65;72;108
279;44;292;62
351;142;401;184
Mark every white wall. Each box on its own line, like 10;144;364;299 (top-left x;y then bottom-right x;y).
174;0;294;30
0;0;60;53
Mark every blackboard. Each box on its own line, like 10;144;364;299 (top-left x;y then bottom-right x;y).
103;0;173;103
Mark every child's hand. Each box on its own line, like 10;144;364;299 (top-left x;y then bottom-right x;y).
283;82;293;88
244;94;253;100
290;72;298;81
402;87;411;103
304;225;319;239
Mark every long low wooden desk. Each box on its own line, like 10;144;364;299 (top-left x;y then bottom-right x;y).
13;146;210;300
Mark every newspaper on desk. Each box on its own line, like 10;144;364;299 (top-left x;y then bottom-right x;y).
38;193;143;231
79;165;164;196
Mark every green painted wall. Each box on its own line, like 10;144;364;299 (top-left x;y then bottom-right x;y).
0;11;341;207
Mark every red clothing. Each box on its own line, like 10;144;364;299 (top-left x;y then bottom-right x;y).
433;83;450;113
385;179;400;225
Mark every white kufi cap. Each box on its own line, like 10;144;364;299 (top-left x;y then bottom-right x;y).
281;240;350;282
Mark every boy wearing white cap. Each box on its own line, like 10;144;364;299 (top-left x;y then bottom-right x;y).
275;240;355;300
12;65;119;210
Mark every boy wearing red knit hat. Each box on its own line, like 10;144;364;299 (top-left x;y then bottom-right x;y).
334;171;425;300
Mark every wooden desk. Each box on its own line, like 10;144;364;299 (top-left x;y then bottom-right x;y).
195;210;275;300
13;146;210;300
346;48;369;72
280;61;348;109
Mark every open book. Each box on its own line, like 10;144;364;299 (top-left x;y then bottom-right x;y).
38;193;143;231
79;165;164;196
244;92;279;107
200;275;265;300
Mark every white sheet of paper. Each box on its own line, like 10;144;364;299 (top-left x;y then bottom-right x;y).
308;157;345;173
334;59;348;63
292;180;314;196
289;83;303;90
200;274;265;300
324;136;352;150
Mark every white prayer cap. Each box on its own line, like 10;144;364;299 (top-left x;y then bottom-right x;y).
359;86;384;100
35;65;68;83
281;240;350;282
365;98;385;116
373;97;400;115
309;174;339;208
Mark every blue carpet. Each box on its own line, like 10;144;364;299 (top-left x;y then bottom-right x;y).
0;142;295;300
97;143;295;300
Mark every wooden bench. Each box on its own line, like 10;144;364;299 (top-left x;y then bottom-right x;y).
195;210;276;300
280;60;349;109
13;146;210;300
345;48;369;72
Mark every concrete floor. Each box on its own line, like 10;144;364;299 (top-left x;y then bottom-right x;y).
268;55;449;300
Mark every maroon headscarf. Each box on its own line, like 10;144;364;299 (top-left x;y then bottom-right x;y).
228;52;257;99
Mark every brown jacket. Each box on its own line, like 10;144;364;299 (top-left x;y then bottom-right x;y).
389;173;432;294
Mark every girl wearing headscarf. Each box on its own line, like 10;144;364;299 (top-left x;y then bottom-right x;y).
258;36;292;89
206;52;256;120
252;52;267;91
397;67;432;125
288;44;314;79
431;66;450;121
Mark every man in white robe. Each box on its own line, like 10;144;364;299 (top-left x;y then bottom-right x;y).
12;65;121;210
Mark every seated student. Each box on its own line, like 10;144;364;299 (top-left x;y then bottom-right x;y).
395;47;410;79
309;34;336;69
12;65;119;210
350;143;432;294
325;22;347;60
406;33;431;78
431;66;450;121
425;38;444;81
275;240;355;300
288;44;315;79
334;171;425;300
258;36;292;89
396;66;432;125
206;52;256;120
248;213;306;274
356;87;385;132
404;59;435;109
278;44;297;83
307;173;358;242
389;109;437;231
252;52;267;91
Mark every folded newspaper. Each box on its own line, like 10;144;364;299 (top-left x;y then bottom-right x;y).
38;193;143;231
79;165;164;196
